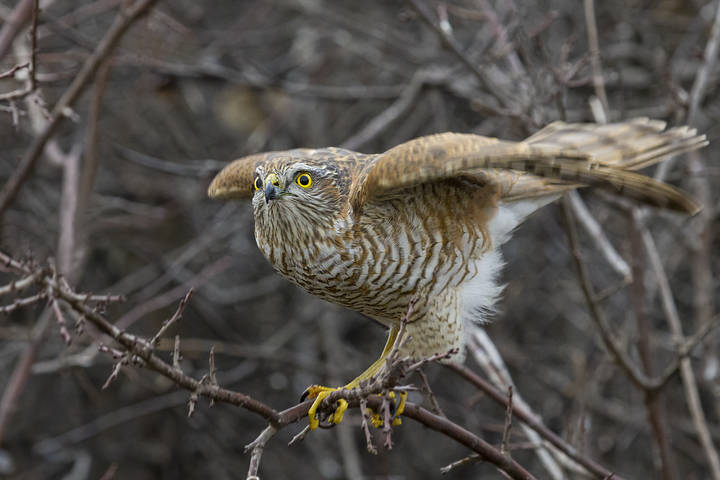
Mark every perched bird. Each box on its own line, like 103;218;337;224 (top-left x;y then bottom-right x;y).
208;118;705;429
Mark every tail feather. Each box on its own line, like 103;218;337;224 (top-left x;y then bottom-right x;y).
499;118;706;215
526;117;707;170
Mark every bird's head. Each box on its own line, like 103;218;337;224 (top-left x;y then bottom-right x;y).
209;148;356;242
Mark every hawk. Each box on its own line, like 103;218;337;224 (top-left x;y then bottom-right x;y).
208;118;705;429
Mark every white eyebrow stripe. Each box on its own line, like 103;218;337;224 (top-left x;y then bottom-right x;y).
290;162;321;171
286;163;328;177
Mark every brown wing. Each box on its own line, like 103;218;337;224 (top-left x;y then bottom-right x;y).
349;118;706;216
208;153;267;199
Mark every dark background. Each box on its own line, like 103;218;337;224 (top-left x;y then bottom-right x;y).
0;0;718;478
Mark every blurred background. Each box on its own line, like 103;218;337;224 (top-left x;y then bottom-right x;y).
0;0;718;478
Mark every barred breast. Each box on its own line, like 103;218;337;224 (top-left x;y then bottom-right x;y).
255;177;502;358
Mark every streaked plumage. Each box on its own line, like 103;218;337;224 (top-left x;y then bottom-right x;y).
209;118;705;362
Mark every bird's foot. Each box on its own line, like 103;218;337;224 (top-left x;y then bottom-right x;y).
302;385;349;430
301;386;407;430
367;390;407;428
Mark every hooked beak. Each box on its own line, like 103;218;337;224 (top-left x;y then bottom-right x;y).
265;183;280;204
264;172;281;204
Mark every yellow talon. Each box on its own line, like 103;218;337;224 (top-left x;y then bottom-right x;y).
330;398;348;424
306;387;338;430
365;391;408;428
368;409;384;428
304;386;350;429
391;391;407;425
303;327;403;430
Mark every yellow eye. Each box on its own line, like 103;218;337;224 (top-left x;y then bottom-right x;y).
253;176;262;191
296;173;312;188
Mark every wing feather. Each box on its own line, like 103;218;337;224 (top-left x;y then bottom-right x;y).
208;153;267;199
350;119;705;217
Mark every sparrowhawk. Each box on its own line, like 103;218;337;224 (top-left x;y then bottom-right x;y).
208;118;705;429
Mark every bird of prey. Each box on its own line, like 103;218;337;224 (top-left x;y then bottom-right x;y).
208;118;705;429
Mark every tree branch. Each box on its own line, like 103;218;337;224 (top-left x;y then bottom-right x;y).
0;0;160;217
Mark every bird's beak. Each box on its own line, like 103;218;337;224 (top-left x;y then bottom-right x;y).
264;172;281;204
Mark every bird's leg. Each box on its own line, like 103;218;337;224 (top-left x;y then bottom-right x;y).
304;326;401;430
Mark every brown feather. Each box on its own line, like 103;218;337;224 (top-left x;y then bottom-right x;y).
348;119;705;216
207;153;267;199
207;118;708;362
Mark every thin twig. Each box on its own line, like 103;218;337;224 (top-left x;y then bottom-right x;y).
405;0;531;126
0;0;33;61
583;0;609;118
637;213;720;480
0;310;51;446
447;362;623;480
687;0;720;127
416;369;445;417
0;62;29;80
151;288;194;345
57;143;82;278
501;386;513;456
287;425;310;446
652;312;720;391
0;0;38;102
397;401;537;480
27;0;37;93
0;249;540;478
33;361;258;455
627;214;675;480
0;292;46;312
51;278;280;423
359;398;377;455
561;198;655;390
467;330;567;479
50;296;72;345
207;346;217;407
172;335;181;371
0;270;41;296
0;0;160;217
440;453;481;474
244;425;277;480
568;191;631;280
406;0;492;92
341;69;444;151
657;0;720;181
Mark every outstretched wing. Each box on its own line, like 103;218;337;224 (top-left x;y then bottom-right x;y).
208;153;267;199
349;118;706;217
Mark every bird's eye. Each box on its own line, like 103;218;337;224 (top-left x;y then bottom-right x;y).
296;173;312;188
253;176;262;191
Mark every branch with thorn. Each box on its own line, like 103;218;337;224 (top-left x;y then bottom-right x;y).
0;248;628;479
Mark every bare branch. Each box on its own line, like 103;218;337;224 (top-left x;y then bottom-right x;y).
447;362;623;480
0;62;29;80
501;386;513;456
0;270;41;296
687;0;720;127
567;191;631;280
0;291;46;313
637;213;720;480
0;0;160;217
561;198;655;390
0;311;51;445
0;0;38;102
583;0;609;118
342;70;441;151
627;213;676;480
151;288;194;345
244;425;277;480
